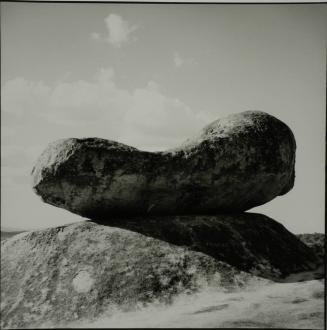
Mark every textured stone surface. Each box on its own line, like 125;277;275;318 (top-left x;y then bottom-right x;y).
94;213;319;278
31;111;296;218
1;215;321;328
297;233;325;262
1;220;265;329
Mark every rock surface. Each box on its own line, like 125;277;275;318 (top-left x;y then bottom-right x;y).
1;221;264;329
1;215;320;328
93;213;319;278
31;111;296;218
297;233;325;261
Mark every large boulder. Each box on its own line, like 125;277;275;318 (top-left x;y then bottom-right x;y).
31;111;296;218
1;221;264;329
1;214;320;328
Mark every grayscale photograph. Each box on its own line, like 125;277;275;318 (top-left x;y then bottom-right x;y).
1;1;326;328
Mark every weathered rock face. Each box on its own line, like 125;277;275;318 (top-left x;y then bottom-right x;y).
1;215;320;328
31;111;296;218
93;213;319;278
297;233;325;261
1;221;265;329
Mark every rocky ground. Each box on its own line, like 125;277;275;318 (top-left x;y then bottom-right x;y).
1;222;325;329
75;277;325;329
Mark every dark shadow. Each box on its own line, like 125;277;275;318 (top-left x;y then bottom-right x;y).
90;212;322;282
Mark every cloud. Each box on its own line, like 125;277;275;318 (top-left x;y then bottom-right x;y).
173;52;196;68
2;69;132;132
105;14;138;47
91;14;138;47
1;78;50;116
2;67;211;155
119;81;207;151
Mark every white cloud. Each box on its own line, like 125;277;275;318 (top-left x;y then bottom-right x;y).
2;67;210;156
1;78;50;116
119;81;206;150
173;52;196;68
91;14;138;47
105;14;138;47
2;69;132;131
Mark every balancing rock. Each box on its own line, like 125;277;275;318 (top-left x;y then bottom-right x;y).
31;111;296;218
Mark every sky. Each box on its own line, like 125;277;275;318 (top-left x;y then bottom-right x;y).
1;2;326;233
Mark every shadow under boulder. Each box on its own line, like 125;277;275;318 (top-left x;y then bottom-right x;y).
92;212;320;280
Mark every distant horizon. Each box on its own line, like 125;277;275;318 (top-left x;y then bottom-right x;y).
1;2;326;234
